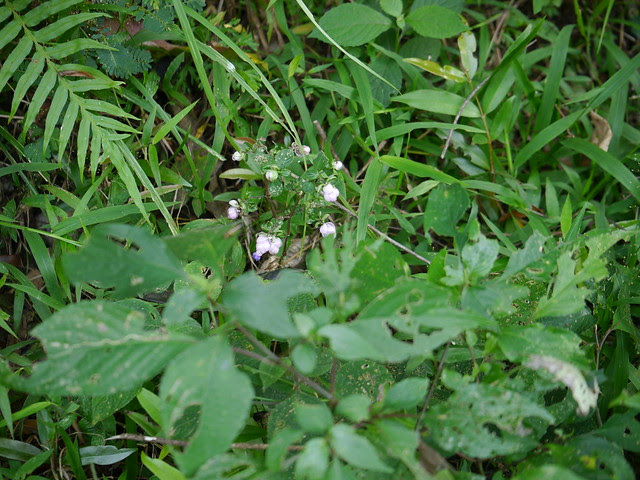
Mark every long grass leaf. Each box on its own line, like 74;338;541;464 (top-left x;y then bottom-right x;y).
76;115;90;174
23;231;66;303
0;20;21;55
184;6;300;143
380;156;459;184
0;163;60;177
152;100;198;145
22;0;83;26
563;138;640;203
534;25;573;132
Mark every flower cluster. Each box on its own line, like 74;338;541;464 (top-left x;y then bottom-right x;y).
322;184;340;202
252;233;282;261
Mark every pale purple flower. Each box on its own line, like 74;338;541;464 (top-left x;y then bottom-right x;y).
255;234;272;256
302;145;311;155
232;151;242;162
322;183;340;202
333;160;343;170
319;222;336;237
252;252;262;261
227;207;239;219
269;237;282;255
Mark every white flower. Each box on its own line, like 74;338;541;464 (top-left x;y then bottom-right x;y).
232;151;242;162
332;160;343;170
265;170;278;181
302;145;311;155
229;199;239;208
322;183;340;202
255;234;272;256
227;207;239;219
269;237;282;255
319;222;336;237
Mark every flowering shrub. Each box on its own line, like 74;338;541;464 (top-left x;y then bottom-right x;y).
223;140;343;260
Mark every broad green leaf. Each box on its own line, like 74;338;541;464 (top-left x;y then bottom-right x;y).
496;324;588;368
291;343;317;374
80;390;138;424
218;168;262;180
424;183;469;236
335;361;393;401
295;403;333;435
221;270;318;339
319;317;415;363
403;57;466;83
382;378;429;411
503;230;547;278
425;371;554;458
313;4;392;47
165;224;236;276
79;446;136;466
295;438;330;480
372;419;419;461
336;394;371;423
160;337;253;477
330;424;392;473
392;89;481;117
62;224;184;299
380;0;403;17
406;5;466;39
15;301;193;396
351;241;407;304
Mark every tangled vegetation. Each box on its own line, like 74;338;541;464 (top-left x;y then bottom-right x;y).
0;0;639;478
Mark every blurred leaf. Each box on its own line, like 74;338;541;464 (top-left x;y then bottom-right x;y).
222;270;317;339
382;377;429;411
63;224;184;299
160;337;253;477
80;446;136;465
330;423;392;473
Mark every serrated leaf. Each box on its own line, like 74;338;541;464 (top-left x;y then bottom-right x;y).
313;4;392;47
221;270;318;339
406;5;467;39
330;424;392;473
14;300;193;396
160;337;253;477
62;224;184;299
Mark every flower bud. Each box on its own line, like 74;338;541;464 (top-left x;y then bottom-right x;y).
322;183;340;202
232;151;242;162
265;170;278;181
319;222;336;237
333;160;343;170
252;252;262;261
229;199;239;207
227;207;239;219
302;145;311;155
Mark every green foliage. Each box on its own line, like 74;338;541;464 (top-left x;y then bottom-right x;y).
0;0;638;478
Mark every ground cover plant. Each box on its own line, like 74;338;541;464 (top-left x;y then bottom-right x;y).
0;0;638;478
